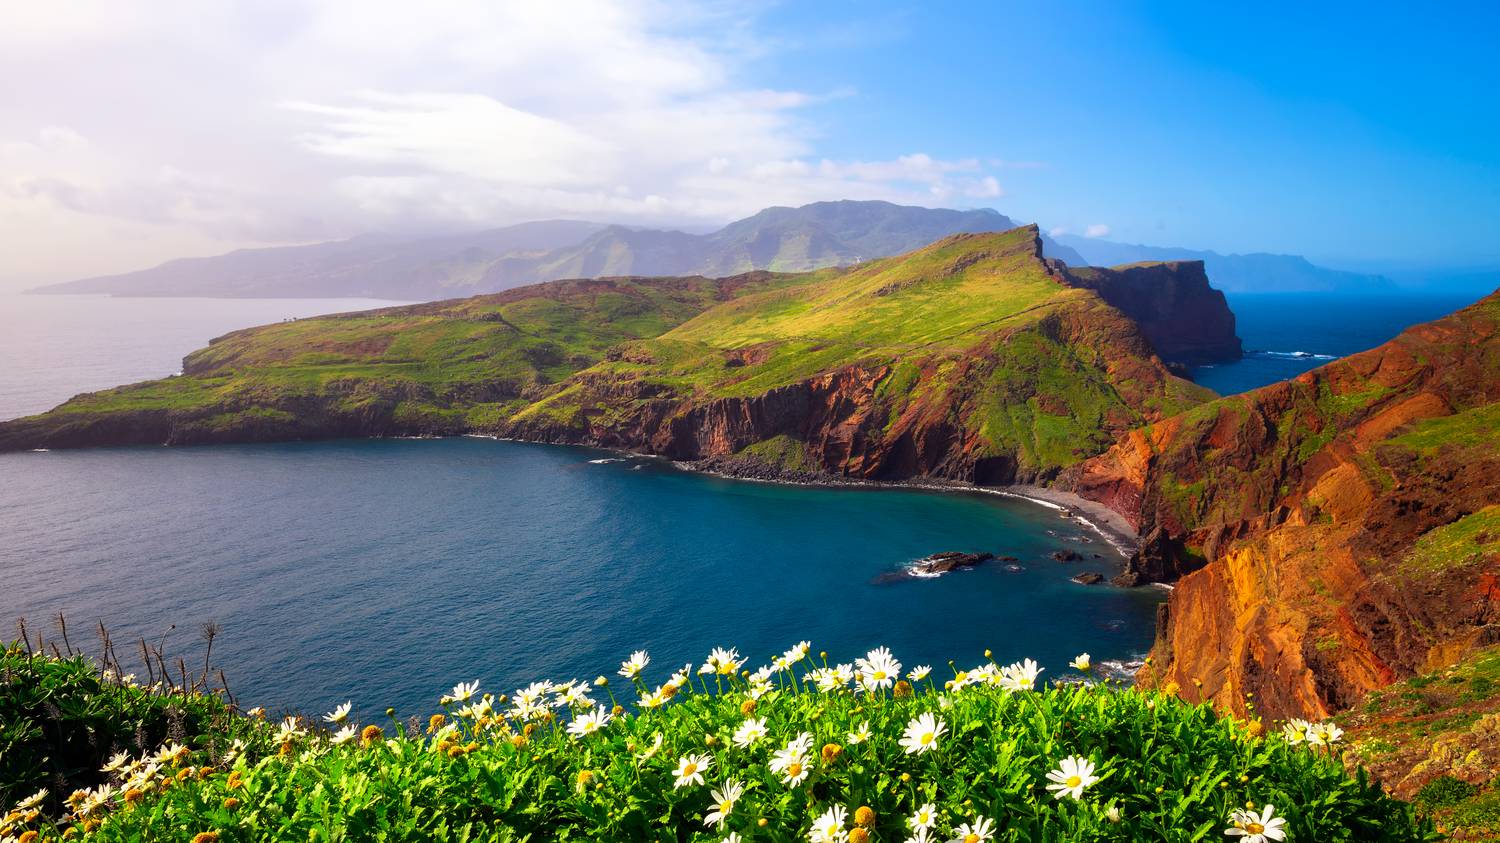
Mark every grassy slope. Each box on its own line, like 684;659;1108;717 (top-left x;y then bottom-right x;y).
514;228;1209;478
2;645;1433;842
0;274;803;445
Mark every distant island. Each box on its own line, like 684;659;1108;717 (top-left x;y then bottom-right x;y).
29;199;1388;300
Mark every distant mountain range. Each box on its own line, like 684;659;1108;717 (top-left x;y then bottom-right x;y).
33;199;1393;299
34;201;1085;300
1055;234;1395;293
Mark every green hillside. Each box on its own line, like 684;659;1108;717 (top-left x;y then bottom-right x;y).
0;226;1214;483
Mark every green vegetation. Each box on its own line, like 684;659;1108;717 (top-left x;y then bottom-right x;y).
1377;507;1500;579
2;644;1434;842
1389;405;1500;456
1342;647;1500;840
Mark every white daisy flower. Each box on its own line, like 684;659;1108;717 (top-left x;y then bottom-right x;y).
732;717;768;748
673;752;713;789
783;641;812;663
449;681;480;703
999;658;1043;692
855;646;902;690
703;778;744;828
1045;755;1100;800
810;804;848;842
908;802;938;831
846;721;872;744
1281;718;1312;744
1226;804;1288;842
330;725;358;745
101;751;132;774
1069;653;1092;672
1307;721;1344;746
900;712;947;755
619;650;650;678
953;816;995;842
16;788;48;810
566;704;612;738
769;732;814;786
324;701;352;724
908;665;931;682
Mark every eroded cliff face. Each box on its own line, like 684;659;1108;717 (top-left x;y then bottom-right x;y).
1060;290;1500;719
496;294;1204;485
1061;261;1242;365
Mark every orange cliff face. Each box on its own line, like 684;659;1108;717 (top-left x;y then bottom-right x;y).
1060;290;1500;720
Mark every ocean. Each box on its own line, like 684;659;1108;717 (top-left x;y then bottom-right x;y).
0;438;1157;716
1189;291;1481;395
0;288;1480;717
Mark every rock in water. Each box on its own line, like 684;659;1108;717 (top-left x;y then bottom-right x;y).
1050;550;1084;562
1071;572;1105;585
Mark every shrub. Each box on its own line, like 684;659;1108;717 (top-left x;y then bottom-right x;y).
1415;774;1478;810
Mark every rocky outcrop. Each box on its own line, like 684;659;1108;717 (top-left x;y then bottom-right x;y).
1060;289;1500;719
1061;261;1242;365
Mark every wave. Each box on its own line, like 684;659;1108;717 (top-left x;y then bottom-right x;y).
587;457;628;464
1245;349;1337;361
1097;655;1147;682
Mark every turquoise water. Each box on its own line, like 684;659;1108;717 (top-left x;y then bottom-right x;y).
0;438;1159;717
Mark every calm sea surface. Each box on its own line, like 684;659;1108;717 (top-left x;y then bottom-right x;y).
1190;291;1480;395
0;438;1158;716
0;289;1479;718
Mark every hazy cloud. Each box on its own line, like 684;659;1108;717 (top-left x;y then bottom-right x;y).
1085;223;1112;238
0;1;1021;284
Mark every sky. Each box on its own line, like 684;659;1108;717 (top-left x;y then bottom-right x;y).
2;1;1497;289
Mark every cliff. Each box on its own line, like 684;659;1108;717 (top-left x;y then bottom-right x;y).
1061;261;1242;365
1059;290;1500;720
0;227;1217;486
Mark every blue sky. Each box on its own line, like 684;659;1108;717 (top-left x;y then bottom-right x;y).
747;2;1500;268
1;1;1496;286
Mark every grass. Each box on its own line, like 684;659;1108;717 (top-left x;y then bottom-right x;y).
1382;506;1500;578
2;642;1436;842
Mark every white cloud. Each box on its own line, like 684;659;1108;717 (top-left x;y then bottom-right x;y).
0;1;1024;285
1085;223;1112;238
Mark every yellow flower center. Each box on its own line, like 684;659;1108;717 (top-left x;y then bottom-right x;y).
1066;775;1082;788
1247;823;1264;834
682;763;697;777
873;671;886;680
788;762;803;777
965;835;980;843
719;800;733;814
921;732;934;745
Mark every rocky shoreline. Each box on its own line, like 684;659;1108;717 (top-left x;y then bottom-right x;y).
675;452;1143;560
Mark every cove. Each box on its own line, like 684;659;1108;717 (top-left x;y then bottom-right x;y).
0;437;1161;716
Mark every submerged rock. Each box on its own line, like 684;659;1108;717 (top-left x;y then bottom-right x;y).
1071;572;1105;585
1050;550;1084;562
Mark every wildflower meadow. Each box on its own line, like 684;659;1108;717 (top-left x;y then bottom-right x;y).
2;639;1435;842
